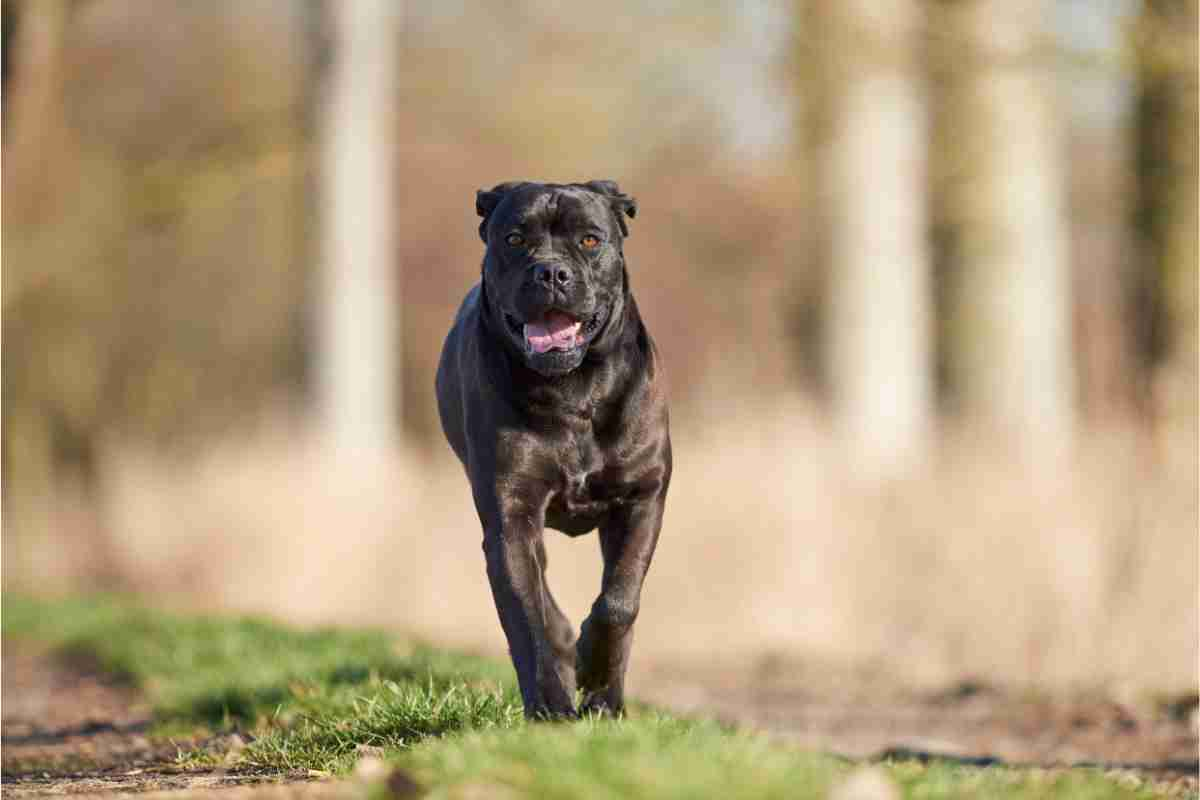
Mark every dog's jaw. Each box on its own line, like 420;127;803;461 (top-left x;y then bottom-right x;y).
501;302;611;377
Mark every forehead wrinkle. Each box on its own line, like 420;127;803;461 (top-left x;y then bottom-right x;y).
555;189;612;231
506;187;611;234
512;190;557;227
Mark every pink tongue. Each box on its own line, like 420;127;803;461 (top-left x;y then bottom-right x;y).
524;311;582;354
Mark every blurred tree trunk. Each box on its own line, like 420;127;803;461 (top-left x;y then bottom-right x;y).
937;0;1076;460
2;0;121;587
1132;0;1198;431
1056;8;1140;426
809;0;934;481
318;0;399;456
3;0;70;223
1069;120;1139;425
2;1;20;128
2;0;67;540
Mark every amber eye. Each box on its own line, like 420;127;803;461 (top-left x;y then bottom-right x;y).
581;235;601;249
505;233;525;247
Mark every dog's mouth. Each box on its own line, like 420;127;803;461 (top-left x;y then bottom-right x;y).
505;308;605;355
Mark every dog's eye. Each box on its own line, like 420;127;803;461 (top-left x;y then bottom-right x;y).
580;235;601;249
505;233;525;247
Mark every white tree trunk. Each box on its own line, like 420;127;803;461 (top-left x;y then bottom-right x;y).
949;0;1076;460
319;0;399;456
823;0;933;481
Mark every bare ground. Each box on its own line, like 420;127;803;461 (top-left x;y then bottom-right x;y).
638;660;1199;795
0;643;336;798
2;643;1197;797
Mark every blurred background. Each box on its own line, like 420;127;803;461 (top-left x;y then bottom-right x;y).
3;0;1196;695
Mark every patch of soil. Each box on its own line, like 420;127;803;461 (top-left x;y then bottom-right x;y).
4;641;1196;797
638;659;1199;795
1;642;333;797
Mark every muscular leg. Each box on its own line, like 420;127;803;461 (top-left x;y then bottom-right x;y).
576;497;664;716
478;487;577;719
536;539;577;701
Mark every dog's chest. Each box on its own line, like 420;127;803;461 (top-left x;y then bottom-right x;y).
544;436;622;535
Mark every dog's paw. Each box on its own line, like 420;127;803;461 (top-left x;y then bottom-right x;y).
526;703;579;722
579;690;623;719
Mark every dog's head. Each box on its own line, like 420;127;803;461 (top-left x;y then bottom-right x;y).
476;180;637;377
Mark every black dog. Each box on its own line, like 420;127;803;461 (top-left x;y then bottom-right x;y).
436;180;671;718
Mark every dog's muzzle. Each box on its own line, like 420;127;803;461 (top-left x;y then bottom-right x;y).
505;306;607;356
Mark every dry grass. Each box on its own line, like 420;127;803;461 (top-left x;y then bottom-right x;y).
5;398;1194;696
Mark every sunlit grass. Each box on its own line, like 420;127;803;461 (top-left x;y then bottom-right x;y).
2;594;1162;799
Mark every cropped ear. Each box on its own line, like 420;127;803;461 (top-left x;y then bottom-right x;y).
583;179;637;237
475;181;526;243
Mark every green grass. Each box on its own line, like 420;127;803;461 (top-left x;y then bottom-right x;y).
2;594;1163;799
400;721;1165;800
2;594;519;771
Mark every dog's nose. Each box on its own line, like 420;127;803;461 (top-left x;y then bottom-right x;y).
534;263;573;287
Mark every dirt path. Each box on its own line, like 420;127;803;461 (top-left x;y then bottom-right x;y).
1;643;339;798
3;644;1197;797
638;660;1199;792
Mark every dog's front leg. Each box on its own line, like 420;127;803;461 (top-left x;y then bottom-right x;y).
577;494;665;716
479;497;576;719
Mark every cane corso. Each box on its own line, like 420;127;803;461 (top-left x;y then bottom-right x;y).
436;180;671;719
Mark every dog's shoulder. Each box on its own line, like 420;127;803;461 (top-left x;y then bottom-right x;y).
455;283;482;325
